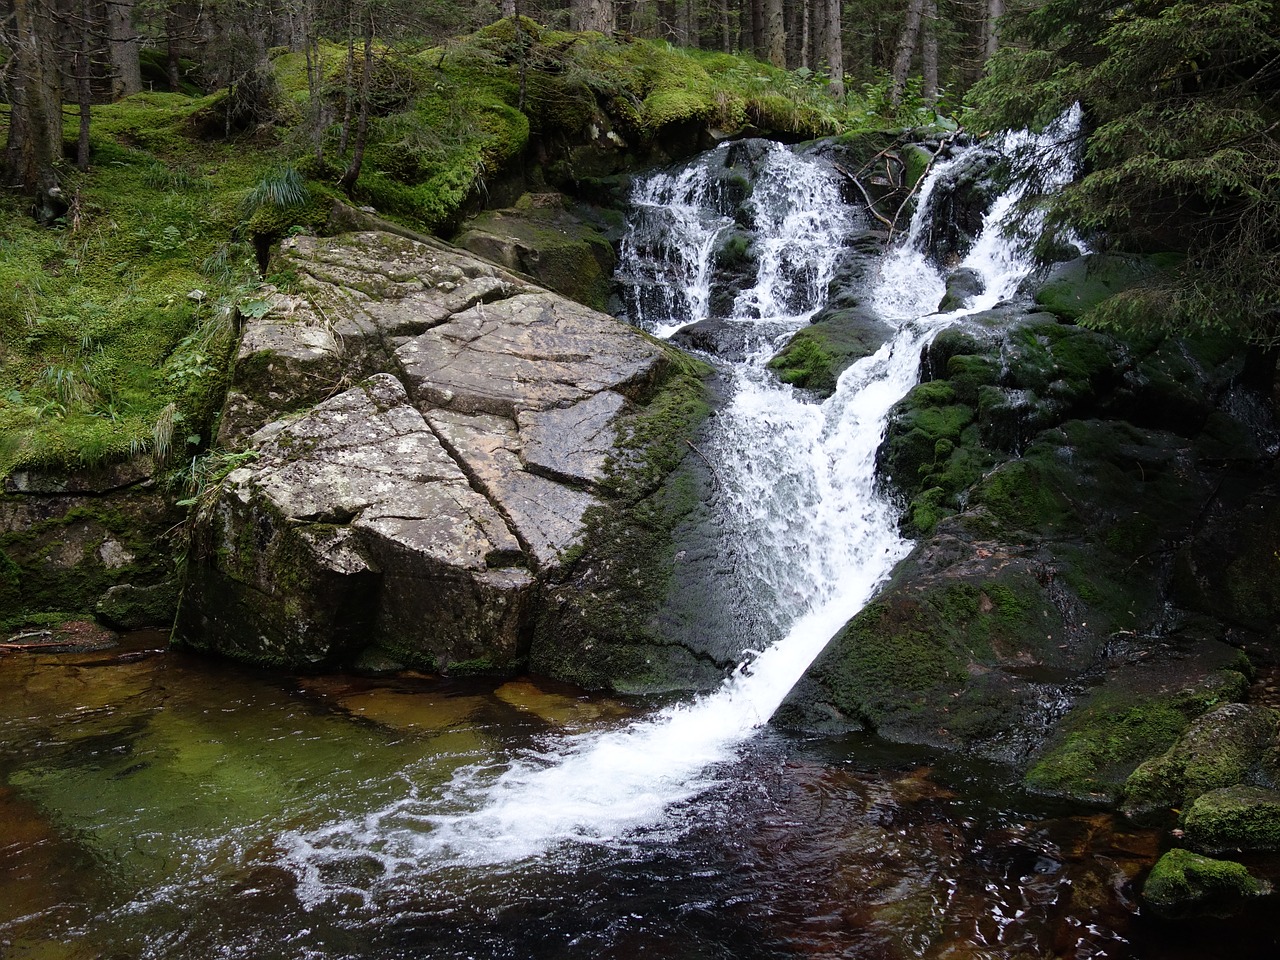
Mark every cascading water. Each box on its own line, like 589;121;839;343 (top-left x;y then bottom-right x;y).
281;116;1083;895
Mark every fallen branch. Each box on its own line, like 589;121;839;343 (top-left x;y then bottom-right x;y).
887;132;959;245
685;438;722;488
833;162;894;230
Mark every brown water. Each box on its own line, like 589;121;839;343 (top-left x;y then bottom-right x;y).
2;634;1277;959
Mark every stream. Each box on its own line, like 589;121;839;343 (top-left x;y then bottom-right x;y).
2;115;1277;958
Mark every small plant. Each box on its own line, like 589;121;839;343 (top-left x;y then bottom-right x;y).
153;401;179;467
241;164;309;214
37;362;98;413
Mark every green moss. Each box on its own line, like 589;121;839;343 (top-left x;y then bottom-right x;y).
1183;786;1280;854
1142;848;1269;919
1027;692;1191;803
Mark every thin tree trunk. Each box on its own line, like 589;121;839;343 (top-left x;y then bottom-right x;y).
76;0;92;170
984;0;1004;59
339;9;374;196
750;0;763;58
721;0;732;52
921;0;938;105
338;23;355;154
166;7;182;92
4;0;64;197
824;0;843;99
890;0;925;105
798;0;810;70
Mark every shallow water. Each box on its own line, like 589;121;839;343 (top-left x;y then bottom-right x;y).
3;635;1278;959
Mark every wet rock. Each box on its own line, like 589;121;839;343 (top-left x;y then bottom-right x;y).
767;307;894;397
1141;848;1270;919
518;390;626;486
1122;704;1280;820
937;267;984;312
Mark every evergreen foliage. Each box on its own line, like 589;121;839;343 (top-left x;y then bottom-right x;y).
968;0;1280;342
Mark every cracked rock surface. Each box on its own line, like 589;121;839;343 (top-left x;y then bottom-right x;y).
177;230;714;685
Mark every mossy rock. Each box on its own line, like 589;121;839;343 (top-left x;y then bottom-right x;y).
767;308;893;397
528;348;719;693
1122;704;1279;820
455;195;615;310
95;580;180;631
1141;848;1270;919
1183;785;1280;854
1027;655;1251;805
1033;253;1179;322
776;553;1096;759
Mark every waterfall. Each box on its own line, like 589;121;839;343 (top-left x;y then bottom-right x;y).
282;116;1083;893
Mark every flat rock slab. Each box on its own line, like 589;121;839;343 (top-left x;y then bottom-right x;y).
397;293;668;418
428;409;599;574
518;390;626;486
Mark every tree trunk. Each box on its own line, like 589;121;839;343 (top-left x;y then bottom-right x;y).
107;0;143;99
797;0;810;70
823;0;843;99
4;0;64;197
76;0;92;170
984;0;1004;59
720;0;732;52
750;0;763;58
764;0;784;67
339;9;374;196
573;0;614;34
502;0;516;17
921;0;938;105
890;0;925;105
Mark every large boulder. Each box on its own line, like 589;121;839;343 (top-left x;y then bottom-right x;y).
177;230;714;688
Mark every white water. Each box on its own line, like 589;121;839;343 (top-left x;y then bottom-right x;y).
282;119;1082;896
874;103;1085;320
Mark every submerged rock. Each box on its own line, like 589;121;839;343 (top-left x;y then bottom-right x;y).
177;230;713;686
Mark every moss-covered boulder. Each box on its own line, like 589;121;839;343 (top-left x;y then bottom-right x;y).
1034;253;1177;322
1027;649;1251;805
767;307;894;397
1183;786;1280;854
0;464;183;632
1141;848;1270;919
1122;704;1279;820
